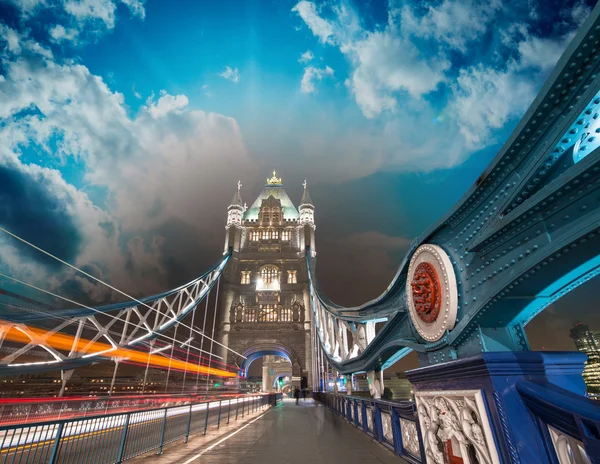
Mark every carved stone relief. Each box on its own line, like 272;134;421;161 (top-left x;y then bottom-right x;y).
400;418;421;457
415;390;500;464
381;411;393;442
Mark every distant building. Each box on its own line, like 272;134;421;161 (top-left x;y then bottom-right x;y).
570;322;600;396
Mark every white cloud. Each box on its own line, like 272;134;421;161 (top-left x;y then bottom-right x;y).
292;1;334;44
291;0;590;171
9;0;146;44
49;24;79;43
146;90;189;118
219;66;240;83
201;84;212;97
449;64;537;148
450;28;574;148
120;0;146;19
300;65;334;94
132;83;142;99
346;28;450;118
63;0;118;29
298;49;314;64
0;25;254;296
293;2;450;118
401;0;501;53
570;0;592;27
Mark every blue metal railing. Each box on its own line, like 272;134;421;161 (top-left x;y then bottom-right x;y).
517;381;600;463
314;392;424;463
0;393;281;463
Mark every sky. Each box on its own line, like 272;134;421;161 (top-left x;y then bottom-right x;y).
0;0;599;364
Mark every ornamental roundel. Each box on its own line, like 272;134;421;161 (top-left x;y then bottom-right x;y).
406;244;458;342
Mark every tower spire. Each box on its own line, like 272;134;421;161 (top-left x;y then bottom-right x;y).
230;180;243;207
300;179;313;206
226;180;244;227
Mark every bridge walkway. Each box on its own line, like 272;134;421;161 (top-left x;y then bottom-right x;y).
137;397;406;464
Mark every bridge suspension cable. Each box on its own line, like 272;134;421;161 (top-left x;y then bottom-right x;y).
0;270;223;360
0;225;245;359
0;273;223;374
0;295;238;373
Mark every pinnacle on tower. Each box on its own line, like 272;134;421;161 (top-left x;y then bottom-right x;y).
227;180;244;227
300;179;313;206
230;180;243;207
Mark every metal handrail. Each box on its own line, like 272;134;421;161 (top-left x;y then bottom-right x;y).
516;381;600;462
314;392;424;464
0;393;281;464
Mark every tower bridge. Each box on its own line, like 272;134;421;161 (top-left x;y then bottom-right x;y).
1;4;600;464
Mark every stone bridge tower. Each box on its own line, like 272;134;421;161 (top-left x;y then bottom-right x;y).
217;172;315;390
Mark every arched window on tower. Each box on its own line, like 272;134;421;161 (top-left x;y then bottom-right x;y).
260;265;278;283
256;265;280;291
281;230;290;241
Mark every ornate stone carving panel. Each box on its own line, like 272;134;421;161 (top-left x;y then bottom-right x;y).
400;418;421;457
548;425;591;464
366;407;374;432
415;389;500;464
381;411;393;443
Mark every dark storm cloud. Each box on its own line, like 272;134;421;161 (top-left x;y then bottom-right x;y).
0;163;82;267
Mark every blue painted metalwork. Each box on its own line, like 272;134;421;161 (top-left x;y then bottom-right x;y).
517;380;600;462
308;3;600;372
314;392;424;463
405;350;598;462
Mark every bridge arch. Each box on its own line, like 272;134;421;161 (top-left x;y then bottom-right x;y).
238;343;302;378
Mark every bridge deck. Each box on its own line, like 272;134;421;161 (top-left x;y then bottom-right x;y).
139;398;406;464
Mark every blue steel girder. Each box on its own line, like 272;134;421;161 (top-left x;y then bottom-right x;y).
0;252;230;376
309;5;600;372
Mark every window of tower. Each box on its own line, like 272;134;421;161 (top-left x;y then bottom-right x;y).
260;266;278;283
250;231;259;242
281;230;290;241
287;270;297;284
241;271;251;285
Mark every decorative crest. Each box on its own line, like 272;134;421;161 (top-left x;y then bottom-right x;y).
237;180;242;191
303;179;307;189
267;170;282;185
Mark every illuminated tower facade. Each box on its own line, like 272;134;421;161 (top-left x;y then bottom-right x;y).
217;172;316;390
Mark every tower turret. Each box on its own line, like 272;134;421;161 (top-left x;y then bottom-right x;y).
299;180;316;255
227;180;244;226
299;179;314;225
224;181;245;253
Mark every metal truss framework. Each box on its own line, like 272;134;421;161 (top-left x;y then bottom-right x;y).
0;254;230;375
309;5;600;374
